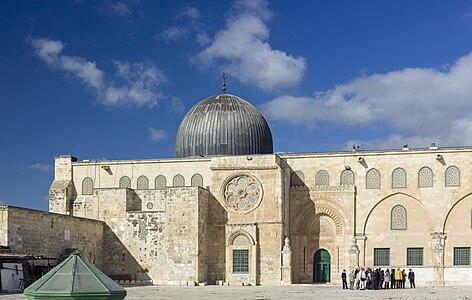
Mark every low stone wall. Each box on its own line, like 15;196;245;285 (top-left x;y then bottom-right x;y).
0;206;104;267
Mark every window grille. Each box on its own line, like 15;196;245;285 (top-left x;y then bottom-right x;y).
232;249;249;274
418;167;433;187
407;248;424;266
191;174;203;187
392;168;406;188
137;176;149;189
366;169;380;189
340;169;354;185
315;170;329;186
374;248;390;266
173;174;185;187
155;175;166;189
445;166;460;187
119;176;131;188
454;247;471;266
82;177;93;195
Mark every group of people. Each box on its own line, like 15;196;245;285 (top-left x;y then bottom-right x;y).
341;268;416;290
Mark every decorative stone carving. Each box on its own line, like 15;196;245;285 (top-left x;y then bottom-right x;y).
392;168;406;188
391;205;407;230
366;169;380;189
340;170;354;185
418;167;433;187
224;174;263;212
315;170;329;186
445;166;460;187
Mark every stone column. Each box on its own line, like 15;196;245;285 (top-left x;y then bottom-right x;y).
349;237;360;269
431;232;446;285
281;237;292;285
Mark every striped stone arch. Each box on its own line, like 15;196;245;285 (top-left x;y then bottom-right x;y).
314;206;344;234
228;230;256;245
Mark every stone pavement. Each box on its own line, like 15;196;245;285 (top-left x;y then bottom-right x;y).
2;285;472;299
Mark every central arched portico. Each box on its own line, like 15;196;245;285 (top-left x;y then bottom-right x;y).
313;248;331;283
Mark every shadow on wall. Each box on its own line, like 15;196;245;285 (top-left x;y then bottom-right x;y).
102;225;151;282
206;192;227;284
288;170;322;284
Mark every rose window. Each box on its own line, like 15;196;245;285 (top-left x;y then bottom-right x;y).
224;175;262;211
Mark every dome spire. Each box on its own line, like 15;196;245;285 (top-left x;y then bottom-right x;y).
222;72;227;94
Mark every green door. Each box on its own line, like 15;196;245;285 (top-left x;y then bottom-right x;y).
313;249;331;283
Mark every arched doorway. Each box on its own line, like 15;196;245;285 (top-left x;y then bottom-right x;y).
313;249;331;283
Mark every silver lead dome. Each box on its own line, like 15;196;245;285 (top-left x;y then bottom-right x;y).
175;93;273;158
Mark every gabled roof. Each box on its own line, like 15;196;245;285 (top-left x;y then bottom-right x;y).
24;254;126;299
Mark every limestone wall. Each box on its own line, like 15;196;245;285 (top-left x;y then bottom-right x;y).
0;206;104;267
282;148;472;284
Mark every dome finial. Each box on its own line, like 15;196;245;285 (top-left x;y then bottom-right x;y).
222;72;227;94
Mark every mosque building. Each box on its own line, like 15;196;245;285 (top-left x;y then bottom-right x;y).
2;85;472;286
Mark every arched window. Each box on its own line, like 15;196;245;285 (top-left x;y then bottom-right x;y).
230;232;252;275
155;175;166;189
392;168;406;188
315;170;329;186
290;171;305;187
366;168;380;189
391;205;407;230
191;174;203;187
418;166;433;187
136;175;149;190
119;176;131;188
340;169;354;185
173;174;185;187
445;166;460;187
82;177;93;195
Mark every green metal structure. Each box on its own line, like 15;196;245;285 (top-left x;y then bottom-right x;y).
23;254;127;299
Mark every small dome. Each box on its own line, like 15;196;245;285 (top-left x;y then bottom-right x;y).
175;94;273;158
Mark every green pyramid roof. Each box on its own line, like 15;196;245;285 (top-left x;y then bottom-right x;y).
24;254;127;299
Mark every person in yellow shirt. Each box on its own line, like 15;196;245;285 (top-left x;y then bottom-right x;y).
395;268;402;288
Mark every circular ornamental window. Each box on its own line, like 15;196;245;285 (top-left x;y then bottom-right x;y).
224;175;263;212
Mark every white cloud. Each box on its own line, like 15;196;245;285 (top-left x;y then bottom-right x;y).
196;0;307;91
178;6;200;20
158;26;187;44
261;52;472;149
30;37;168;108
96;0;140;17
148;127;167;141
29;163;53;172
157;6;209;46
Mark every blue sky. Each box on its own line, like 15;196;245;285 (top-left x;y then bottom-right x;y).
1;0;472;210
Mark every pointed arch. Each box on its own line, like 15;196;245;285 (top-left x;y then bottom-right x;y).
119;176;131;188
137;175;149;190
442;192;472;232
155;175;166;189
366;168;380;189
418;166;433;188
173;174;185;187
228;230;256;245
391;205;407;230
362;192;431;235
445;166;460;187
290;171;305;187
392;167;406;188
191;173;203;187
82;177;93;195
340;169;354;185
315;170;329;186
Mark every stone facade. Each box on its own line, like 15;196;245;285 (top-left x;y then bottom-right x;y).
0;146;464;286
